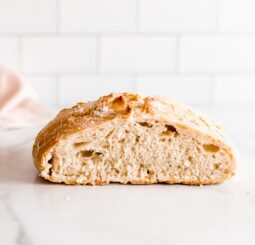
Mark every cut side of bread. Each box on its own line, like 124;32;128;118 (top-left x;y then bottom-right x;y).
33;93;236;185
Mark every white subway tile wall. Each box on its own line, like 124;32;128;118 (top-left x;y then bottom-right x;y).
179;36;255;73
136;76;212;105
101;37;176;73
219;0;255;32
0;0;254;107
0;0;57;33
213;76;255;105
140;0;217;32
60;0;137;33
22;37;97;73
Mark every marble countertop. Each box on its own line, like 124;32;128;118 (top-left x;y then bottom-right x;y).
0;106;255;245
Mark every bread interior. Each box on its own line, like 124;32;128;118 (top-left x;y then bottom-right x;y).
42;118;234;185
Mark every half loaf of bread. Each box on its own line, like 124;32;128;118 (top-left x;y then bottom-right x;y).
33;93;235;185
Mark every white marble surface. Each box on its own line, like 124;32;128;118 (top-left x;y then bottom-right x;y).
0;107;255;245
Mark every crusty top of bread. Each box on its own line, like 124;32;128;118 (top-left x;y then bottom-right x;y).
33;93;234;172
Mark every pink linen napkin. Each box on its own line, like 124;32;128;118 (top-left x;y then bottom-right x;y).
0;67;52;129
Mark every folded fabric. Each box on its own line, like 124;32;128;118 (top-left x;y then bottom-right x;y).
0;67;52;129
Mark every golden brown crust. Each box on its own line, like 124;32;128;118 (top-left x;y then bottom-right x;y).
33;92;236;184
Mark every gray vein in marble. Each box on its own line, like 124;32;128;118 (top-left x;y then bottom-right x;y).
0;189;34;245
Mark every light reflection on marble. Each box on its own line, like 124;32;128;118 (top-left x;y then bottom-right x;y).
0;113;255;245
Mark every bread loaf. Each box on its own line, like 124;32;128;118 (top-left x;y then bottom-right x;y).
33;93;236;185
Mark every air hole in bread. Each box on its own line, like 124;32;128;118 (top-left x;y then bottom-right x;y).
49;168;53;176
136;136;140;143
48;157;53;165
161;131;170;136
174;132;179;137
138;122;152;128
114;168;120;174
79;150;94;157
147;169;154;175
95;152;103;156
74;142;89;148
203;144;220;153
166;125;177;132
214;163;220;169
48;157;53;176
188;156;193;163
161;125;177;136
119;138;125;144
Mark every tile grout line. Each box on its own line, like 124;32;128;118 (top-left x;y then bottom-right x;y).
135;0;141;33
215;0;221;32
55;75;61;107
3;32;255;37
175;35;181;75
56;0;61;35
96;35;101;74
18;71;255;77
209;76;216;108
